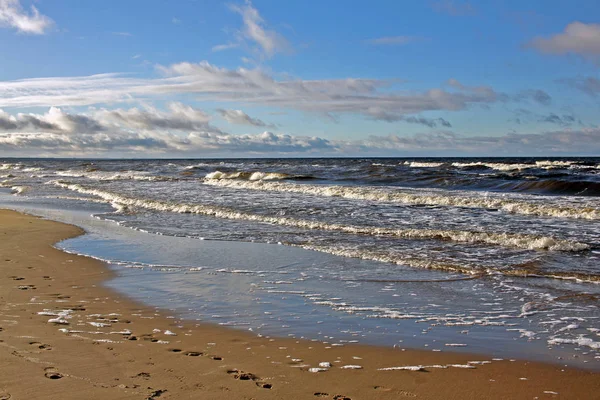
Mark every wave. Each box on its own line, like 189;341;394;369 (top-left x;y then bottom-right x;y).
403;161;445;168
303;244;600;283
451;160;587;171
494;179;600;196
51;181;589;252
10;185;27;195
203;179;600;220
55;170;174;182
204;170;313;181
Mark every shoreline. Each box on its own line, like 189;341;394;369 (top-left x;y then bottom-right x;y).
1;209;599;399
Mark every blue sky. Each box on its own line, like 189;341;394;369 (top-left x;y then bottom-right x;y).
0;0;599;157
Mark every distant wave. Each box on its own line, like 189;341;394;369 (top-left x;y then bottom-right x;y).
450;160;589;171
493;179;600;196
52;181;590;252
403;161;445;168
55;170;174;182
203;179;600;220
204;170;314;181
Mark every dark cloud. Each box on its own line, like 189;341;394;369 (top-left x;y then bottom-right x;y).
559;76;600;97
512;89;552;105
403;116;452;128
539;113;580;126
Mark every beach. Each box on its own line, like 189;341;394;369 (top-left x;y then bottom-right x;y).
0;209;599;399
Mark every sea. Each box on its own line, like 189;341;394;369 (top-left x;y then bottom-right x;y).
1;157;599;368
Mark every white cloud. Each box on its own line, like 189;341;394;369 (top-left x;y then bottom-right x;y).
96;102;215;132
0;0;53;34
526;22;600;59
0;106;598;156
0;105;333;156
0;62;547;125
211;42;240;52
365;36;424;46
216;108;274;128
229;0;290;58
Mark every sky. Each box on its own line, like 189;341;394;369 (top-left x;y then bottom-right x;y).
0;0;599;158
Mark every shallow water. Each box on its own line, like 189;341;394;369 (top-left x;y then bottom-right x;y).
1;157;599;369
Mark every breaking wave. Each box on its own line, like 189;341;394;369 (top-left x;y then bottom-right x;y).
51;181;590;252
204;170;313;181
202;179;600;220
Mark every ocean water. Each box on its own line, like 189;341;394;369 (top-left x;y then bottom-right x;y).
1;157;599;368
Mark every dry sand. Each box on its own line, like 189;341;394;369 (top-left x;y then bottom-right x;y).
0;209;599;400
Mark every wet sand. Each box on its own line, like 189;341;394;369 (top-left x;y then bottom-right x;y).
0;209;599;400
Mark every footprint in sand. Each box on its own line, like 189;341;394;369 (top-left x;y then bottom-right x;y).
0;389;11;400
374;387;416;397
17;285;35;290
314;393;329;397
333;395;352;400
226;369;272;389
44;367;63;380
146;389;167;399
168;348;182;353
9;276;24;281
29;341;52;350
132;372;151;380
183;351;202;357
210;355;223;361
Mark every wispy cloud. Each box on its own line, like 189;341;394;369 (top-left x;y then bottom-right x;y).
526;22;600;59
403;116;452;127
431;1;476;16
216;108;275;128
212;42;240;52
0;0;53;34
364;36;424;46
359;128;600;155
539;113;581;126
559;76;600;97
0;62;550;127
172;17;181;24
228;0;290;58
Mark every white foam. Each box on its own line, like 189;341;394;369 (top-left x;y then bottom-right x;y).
405;161;444;168
88;322;111;327
340;365;363;369
52;181;591;252
203;179;600;220
205;170;291;181
548;336;600;350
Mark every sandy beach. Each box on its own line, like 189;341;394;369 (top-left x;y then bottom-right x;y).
0;209;598;399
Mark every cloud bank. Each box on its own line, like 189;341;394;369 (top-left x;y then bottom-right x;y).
0;106;598;157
